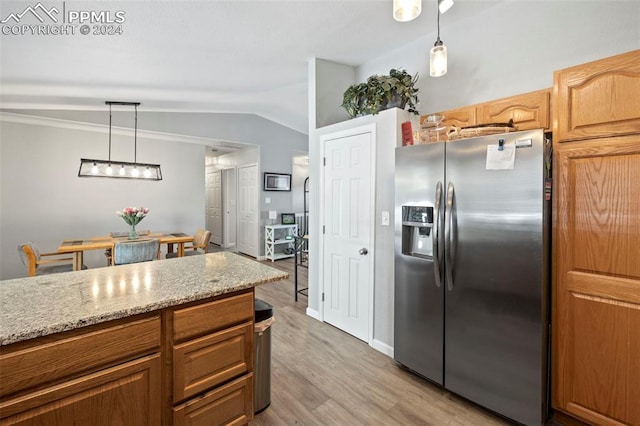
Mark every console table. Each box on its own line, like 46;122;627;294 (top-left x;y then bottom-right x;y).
264;224;298;261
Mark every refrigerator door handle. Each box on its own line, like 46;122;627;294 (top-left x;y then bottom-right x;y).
445;181;455;291
433;181;443;288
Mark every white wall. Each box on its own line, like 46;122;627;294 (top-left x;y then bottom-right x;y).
0;119;205;280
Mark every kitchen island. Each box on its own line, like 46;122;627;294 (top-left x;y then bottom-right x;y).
0;252;288;425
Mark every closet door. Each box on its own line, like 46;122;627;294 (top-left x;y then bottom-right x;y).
206;169;223;246
237;164;258;258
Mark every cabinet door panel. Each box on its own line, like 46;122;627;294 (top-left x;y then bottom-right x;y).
477;89;550;131
173;322;252;403
173;374;252;426
440;106;477;129
0;355;161;425
553;136;640;425
422;106;477;131
554;49;640;142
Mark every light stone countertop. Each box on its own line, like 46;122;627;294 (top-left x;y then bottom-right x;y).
0;252;288;346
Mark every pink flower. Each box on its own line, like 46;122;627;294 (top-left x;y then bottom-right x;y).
117;206;149;226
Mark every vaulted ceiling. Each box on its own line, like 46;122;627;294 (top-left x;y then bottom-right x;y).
0;0;500;134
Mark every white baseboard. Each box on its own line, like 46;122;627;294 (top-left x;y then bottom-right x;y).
257;255;266;261
371;339;394;358
306;307;321;321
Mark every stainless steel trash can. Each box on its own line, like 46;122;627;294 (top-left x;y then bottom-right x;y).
254;299;275;414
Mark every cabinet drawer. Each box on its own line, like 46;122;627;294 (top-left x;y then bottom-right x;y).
173;374;253;426
173;291;253;342
0;354;161;423
0;316;160;398
174;322;253;403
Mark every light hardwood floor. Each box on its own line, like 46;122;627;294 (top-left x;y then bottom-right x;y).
250;257;516;426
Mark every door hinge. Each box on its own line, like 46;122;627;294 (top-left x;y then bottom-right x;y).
322;292;325;302
322;225;325;234
323;157;326;166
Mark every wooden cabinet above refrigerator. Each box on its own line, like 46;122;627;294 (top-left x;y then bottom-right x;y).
420;88;551;138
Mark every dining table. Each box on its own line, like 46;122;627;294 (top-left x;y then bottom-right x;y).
57;232;195;271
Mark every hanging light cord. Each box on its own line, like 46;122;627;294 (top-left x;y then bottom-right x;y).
134;104;138;164
435;3;442;46
108;104;112;163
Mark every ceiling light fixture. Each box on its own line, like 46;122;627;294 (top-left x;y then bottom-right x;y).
78;101;162;180
393;0;421;22
430;0;448;77
438;0;454;14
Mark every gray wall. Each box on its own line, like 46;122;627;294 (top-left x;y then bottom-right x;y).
5;110;308;148
213;145;310;258
1;108;308;268
0;119;205;279
311;58;355;129
357;0;640;116
292;152;309;217
308;1;640;351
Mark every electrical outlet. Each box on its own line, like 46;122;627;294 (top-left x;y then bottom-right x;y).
265;197;271;204
381;211;390;226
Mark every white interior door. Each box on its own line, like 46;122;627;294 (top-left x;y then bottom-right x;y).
322;131;373;342
222;167;237;250
208;169;223;245
237;164;259;258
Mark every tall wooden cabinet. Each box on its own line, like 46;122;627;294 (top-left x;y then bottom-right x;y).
552;49;640;426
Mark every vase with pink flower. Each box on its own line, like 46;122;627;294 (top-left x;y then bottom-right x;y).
116;207;149;239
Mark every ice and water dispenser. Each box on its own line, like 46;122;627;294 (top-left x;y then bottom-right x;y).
401;205;434;258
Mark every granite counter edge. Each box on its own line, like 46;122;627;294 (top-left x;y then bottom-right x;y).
0;273;288;347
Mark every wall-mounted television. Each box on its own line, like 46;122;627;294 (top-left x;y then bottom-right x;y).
264;173;291;191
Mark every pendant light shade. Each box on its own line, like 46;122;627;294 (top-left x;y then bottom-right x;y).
78;159;162;180
438;0;454;14
393;0;422;22
430;42;448;77
78;101;162;180
429;0;448;77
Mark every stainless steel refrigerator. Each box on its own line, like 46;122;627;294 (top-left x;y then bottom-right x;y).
394;129;550;426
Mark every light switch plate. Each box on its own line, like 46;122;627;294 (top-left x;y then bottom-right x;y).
265;197;271;204
381;211;390;226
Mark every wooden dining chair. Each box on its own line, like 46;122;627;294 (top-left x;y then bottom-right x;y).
165;229;212;259
104;230;151;266
18;242;86;277
112;239;160;265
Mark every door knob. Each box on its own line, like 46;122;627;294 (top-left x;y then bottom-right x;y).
359;248;368;255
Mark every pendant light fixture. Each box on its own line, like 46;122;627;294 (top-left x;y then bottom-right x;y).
393;0;421;22
430;0;448;77
78;101;162;180
438;0;454;14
